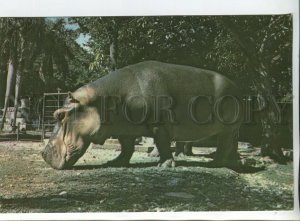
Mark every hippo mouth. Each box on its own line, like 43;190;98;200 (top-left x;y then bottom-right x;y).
42;141;90;170
42;142;73;170
42;150;78;170
41;149;66;170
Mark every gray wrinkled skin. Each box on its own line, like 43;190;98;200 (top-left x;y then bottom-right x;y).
42;61;243;169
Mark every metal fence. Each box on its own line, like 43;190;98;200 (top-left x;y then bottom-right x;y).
41;92;68;141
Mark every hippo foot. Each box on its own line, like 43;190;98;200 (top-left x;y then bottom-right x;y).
184;152;195;156
105;159;130;167
207;159;240;169
157;159;176;168
207;160;265;173
234;159;265;173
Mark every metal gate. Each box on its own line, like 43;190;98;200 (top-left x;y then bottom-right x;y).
42;92;68;141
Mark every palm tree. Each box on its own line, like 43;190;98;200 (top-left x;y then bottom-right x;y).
38;19;74;92
0;18;20;130
0;18;73;131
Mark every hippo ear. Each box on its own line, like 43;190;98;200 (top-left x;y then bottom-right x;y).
68;92;79;103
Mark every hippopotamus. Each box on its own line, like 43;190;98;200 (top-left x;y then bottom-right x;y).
42;61;243;169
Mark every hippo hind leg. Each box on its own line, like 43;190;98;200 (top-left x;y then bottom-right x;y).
213;128;239;168
153;127;175;168
174;142;184;156
106;136;135;167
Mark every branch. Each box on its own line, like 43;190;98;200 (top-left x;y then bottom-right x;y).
219;17;268;78
258;16;282;54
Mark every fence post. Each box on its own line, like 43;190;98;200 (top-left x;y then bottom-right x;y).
57;88;61;110
16;122;20;141
41;95;45;142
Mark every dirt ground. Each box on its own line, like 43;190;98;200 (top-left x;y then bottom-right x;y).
0;141;295;213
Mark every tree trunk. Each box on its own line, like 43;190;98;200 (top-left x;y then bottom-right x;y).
0;69;6;108
12;34;26;131
39;56;54;92
109;30;118;71
0;59;15;131
12;68;22;130
220;17;286;163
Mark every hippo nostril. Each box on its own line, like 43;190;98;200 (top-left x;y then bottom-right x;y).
41;150;47;161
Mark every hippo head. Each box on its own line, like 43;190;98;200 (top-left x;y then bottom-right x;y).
42;93;101;169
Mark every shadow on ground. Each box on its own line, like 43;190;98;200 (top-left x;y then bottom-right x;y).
72;161;264;173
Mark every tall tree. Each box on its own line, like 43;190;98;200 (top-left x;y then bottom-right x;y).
0;18;19;130
0;18;46;130
218;16;292;161
72;17;137;72
38;19;74;92
0;18;74;131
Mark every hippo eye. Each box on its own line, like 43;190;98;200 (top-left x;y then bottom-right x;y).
57;112;66;121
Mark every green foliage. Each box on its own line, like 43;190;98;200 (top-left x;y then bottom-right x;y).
69;15;292;99
0;18;96;95
213;16;292;96
0;15;292;99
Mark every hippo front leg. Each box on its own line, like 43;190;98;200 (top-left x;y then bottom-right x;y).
106;136;135;167
184;142;194;156
153;127;175;168
213;129;265;173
